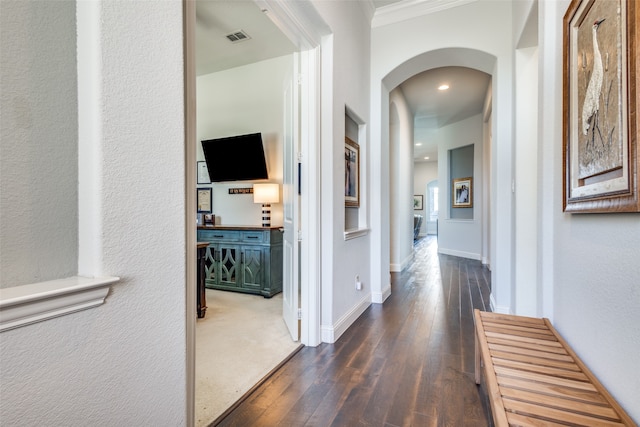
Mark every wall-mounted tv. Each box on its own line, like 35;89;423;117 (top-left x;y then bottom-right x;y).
201;133;269;182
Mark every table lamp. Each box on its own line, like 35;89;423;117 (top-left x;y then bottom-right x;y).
253;183;279;227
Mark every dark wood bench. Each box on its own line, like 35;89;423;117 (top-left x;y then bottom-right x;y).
474;309;636;426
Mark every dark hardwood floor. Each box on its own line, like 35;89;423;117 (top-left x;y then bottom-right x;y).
216;236;492;426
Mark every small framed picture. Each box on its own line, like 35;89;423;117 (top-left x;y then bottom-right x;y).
197;161;211;184
452;177;473;208
413;195;423;210
197;187;212;213
345;137;360;207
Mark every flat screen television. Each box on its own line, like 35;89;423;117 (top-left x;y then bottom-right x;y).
201;133;269;182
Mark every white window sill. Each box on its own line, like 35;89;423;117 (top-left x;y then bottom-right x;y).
344;228;370;240
0;276;119;332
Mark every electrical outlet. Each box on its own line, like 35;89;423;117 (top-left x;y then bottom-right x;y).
355;275;362;290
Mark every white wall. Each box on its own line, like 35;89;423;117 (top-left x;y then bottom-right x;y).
313;0;372;343
196;55;292;227
389;88;414;271
371;0;515;314
538;1;640;421
0;2;188;425
0;1;78;288
514;45;539;316
413;161;438;236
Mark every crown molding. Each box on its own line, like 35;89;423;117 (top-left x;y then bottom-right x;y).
372;0;477;28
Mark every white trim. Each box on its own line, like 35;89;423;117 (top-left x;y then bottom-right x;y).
183;0;197;425
344;227;370;240
320;294;371;343
437;247;481;261
390;249;414;272
372;283;391;304
490;293;510;314
0;276;119;332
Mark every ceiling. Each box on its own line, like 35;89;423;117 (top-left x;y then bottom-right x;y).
195;0;490;162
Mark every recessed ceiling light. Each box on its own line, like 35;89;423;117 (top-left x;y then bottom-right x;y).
415;143;422;146
438;84;449;91
424;156;430;160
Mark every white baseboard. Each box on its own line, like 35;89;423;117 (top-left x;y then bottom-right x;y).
320;293;371;343
490;293;510;314
437;247;481;261
372;283;391;304
390;252;414;272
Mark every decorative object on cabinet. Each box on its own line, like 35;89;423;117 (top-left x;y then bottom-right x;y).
197;226;283;298
253;183;280;227
563;0;639;213
452;177;473;208
196;242;209;318
203;214;215;226
197;188;212;213
345;137;360;207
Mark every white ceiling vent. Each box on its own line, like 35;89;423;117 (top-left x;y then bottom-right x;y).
225;30;251;43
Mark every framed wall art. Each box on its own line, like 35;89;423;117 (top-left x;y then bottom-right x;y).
563;0;639;213
345;137;360;207
452;177;472;208
413;195;424;210
197;188;212;213
197;161;211;184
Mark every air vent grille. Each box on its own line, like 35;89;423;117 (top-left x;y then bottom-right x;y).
225;30;251;43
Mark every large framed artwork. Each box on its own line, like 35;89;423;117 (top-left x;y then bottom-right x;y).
452;177;473;208
345;137;360;207
563;0;639;213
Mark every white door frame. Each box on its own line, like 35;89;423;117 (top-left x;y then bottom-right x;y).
184;1;326;424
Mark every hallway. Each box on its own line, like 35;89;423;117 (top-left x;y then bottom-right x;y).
217;236;492;426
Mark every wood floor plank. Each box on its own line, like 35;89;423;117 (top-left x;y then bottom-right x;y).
216;237;491;426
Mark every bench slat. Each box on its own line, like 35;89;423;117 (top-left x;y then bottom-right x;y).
492;357;590;381
500;386;621;419
489;342;574;364
506;412;571;427
486;337;568;355
485;331;564;348
489;349;581;371
497;375;609;405
482;320;554;333
484;325;558;341
502;397;626;426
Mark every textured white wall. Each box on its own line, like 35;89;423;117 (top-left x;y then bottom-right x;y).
539;1;640;421
0;1;188;425
0;1;78;288
313;0;372;339
196;55;292;227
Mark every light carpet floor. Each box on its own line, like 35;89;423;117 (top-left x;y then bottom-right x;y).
196;289;300;427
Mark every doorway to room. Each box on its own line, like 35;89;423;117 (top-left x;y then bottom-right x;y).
185;2;325;425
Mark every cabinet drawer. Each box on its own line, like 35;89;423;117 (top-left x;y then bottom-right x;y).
241;231;266;243
198;229;240;242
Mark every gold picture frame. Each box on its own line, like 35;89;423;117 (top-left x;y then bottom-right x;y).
452;177;473;208
563;0;639;213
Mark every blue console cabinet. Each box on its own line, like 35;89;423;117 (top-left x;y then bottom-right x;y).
197;226;283;298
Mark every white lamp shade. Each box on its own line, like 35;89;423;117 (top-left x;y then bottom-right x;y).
253;183;279;204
